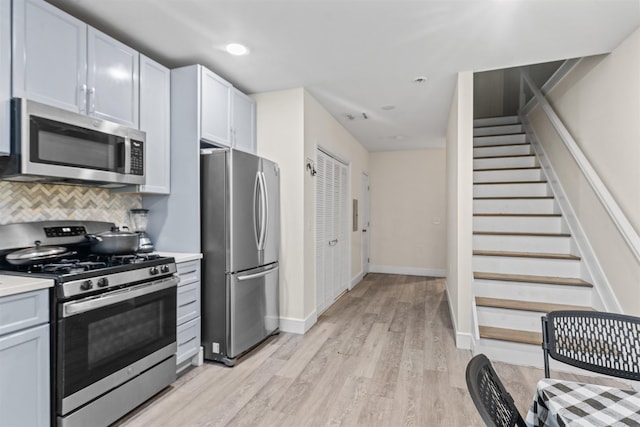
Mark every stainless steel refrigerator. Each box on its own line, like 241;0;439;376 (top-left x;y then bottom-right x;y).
200;148;280;366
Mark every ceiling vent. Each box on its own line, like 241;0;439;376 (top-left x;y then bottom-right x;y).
345;112;368;121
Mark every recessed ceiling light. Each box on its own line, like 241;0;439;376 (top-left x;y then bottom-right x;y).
225;43;249;56
381;105;395;111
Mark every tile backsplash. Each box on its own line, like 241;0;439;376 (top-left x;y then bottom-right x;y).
0;181;141;226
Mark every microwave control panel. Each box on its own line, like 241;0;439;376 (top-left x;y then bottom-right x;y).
130;140;144;176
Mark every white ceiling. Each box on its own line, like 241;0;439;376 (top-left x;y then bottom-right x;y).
47;0;640;151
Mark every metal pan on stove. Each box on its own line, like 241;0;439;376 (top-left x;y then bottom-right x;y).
6;241;72;266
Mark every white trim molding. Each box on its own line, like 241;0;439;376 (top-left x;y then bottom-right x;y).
279;311;318;335
521;116;622;313
444;285;472;350
520;69;640;264
351;271;365;288
369;265;446;277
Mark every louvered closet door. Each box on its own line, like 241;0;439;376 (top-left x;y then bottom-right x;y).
316;149;349;314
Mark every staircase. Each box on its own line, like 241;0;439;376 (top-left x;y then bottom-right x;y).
471;115;595;366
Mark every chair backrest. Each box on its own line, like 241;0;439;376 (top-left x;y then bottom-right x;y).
465;354;526;427
542;310;640;381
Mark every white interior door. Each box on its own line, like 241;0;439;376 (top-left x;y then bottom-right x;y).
361;172;370;275
316;148;349;314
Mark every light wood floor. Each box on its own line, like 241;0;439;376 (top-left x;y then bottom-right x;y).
114;273;626;427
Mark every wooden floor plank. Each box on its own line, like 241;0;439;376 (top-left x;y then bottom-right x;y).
115;274;627;427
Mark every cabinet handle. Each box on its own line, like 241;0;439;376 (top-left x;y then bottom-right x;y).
88;87;95;114
79;84;87;114
179;336;197;347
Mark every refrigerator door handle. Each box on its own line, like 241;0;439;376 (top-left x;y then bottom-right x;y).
253;171;261;250
236;265;279;281
259;171;269;250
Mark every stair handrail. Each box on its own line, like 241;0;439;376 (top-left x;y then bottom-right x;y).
519;68;640;262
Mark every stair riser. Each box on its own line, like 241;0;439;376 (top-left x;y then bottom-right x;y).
474;198;557;214
474;133;527;146
474;279;593;306
473;124;524;137
474;168;542;183
473;255;581;277
473;234;572;253
474;156;537;169
476;306;546;332
473;216;564;233
474;116;520;127
474;182;550;198
474;144;531;158
474;340;543;369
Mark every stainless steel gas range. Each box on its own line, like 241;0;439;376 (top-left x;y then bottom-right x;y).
0;220;178;427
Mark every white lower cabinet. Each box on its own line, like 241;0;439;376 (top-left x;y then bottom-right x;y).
175;260;202;372
0;289;50;427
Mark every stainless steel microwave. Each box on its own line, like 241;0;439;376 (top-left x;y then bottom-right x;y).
0;98;145;187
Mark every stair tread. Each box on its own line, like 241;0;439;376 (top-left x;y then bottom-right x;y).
473;250;580;260
474;213;561;217
476;296;593;313
473;142;530;148
474;166;541;172
474;133;526;138
474;272;592;287
479;326;542;345
474;196;554;200
474;180;547;185
474;154;535;159
474;231;571;238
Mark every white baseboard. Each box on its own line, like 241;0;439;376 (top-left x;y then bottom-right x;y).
351;271;364;289
444;284;472;350
369;265;446;277
279;311;317;335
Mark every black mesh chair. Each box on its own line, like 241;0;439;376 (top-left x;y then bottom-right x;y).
542;310;640;380
465;354;527;427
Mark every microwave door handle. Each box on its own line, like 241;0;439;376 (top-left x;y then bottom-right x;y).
121;138;131;173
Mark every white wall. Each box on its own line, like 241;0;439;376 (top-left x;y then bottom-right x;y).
527;28;640;315
368;149;446;276
252;89;307;325
446;71;474;347
253;88;369;333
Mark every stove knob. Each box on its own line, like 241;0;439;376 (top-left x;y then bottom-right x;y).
149;266;159;275
97;278;109;288
160;265;170;274
80;280;93;291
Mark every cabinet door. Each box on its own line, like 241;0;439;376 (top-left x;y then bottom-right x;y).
200;67;231;146
13;0;87;113
87;27;139;127
0;0;11;155
0;324;50;427
139;55;170;194
231;88;256;154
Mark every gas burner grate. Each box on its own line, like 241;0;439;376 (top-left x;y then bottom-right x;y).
30;259;108;274
88;253;161;266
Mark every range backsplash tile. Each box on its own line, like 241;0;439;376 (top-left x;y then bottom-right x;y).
0;182;141;226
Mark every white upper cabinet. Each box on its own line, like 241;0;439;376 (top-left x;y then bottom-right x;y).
0;0;11;155
12;0;87;113
231;88;256;154
12;0;139;127
200;68;232;146
87;28;139;127
138;55;170;194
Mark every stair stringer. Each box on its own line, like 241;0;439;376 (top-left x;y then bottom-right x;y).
521;115;621;313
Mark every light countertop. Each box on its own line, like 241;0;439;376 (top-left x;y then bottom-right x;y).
155;252;203;264
0;274;54;298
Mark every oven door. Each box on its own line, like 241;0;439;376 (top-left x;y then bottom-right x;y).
57;275;178;416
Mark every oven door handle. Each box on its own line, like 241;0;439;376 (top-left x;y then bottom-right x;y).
63;275;179;318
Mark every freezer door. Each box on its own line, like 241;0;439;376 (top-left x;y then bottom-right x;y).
228;263;279;358
261;158;280;266
230;149;262;272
